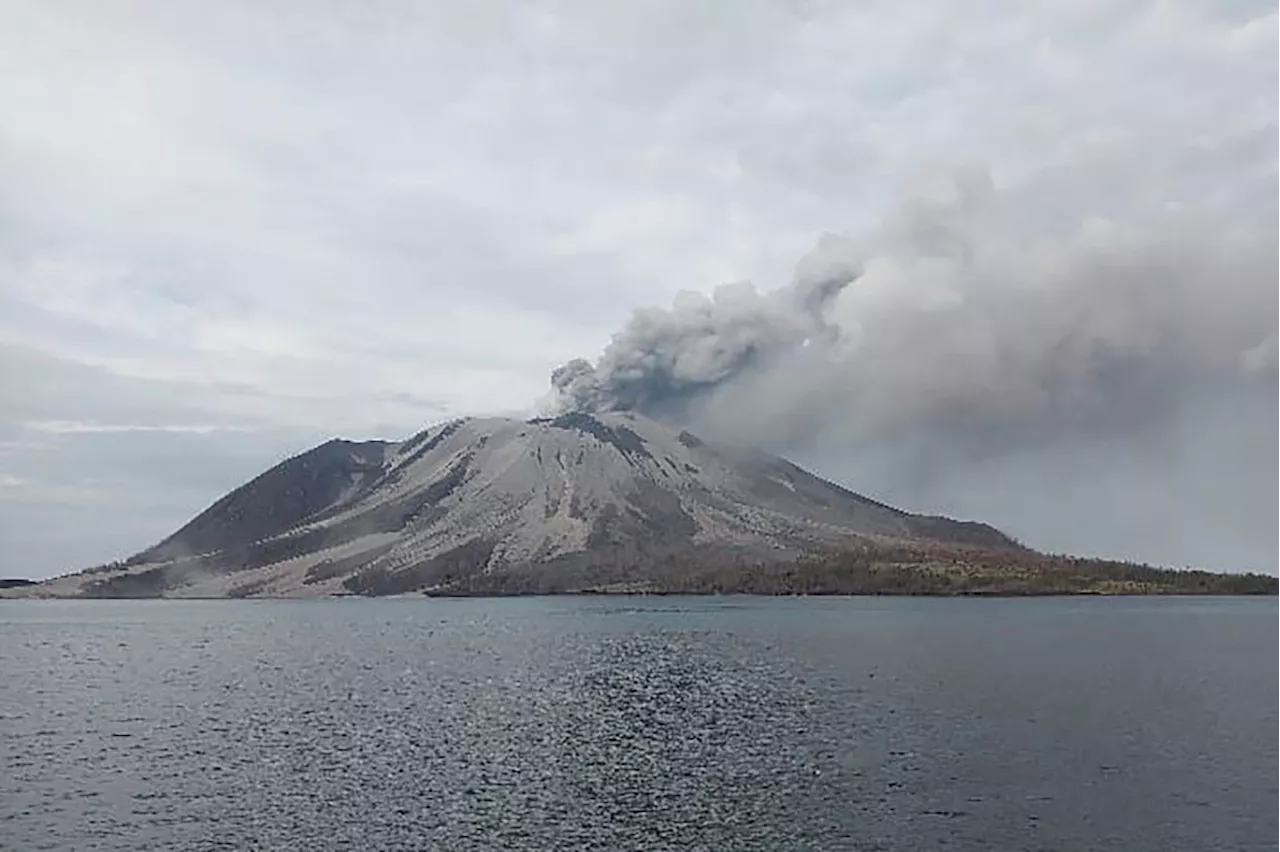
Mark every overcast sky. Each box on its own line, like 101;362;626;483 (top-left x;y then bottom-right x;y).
1;0;1275;579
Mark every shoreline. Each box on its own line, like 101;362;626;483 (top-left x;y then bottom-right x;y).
4;588;1276;601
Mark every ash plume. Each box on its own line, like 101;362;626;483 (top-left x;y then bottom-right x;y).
548;168;1278;571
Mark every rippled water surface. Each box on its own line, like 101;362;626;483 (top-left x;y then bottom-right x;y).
2;596;1275;851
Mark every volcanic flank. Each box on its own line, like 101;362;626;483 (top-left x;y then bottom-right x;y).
13;413;1274;598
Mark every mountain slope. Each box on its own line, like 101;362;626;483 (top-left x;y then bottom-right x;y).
21;412;1027;598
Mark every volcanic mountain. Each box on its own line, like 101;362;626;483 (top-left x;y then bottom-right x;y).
17;412;1272;598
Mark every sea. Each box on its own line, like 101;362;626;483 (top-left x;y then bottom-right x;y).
1;596;1275;851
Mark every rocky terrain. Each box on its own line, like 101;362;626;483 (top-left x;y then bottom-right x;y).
6;412;1274;598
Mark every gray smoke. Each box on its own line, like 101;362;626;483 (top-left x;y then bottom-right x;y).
550;267;842;417
549;168;1278;571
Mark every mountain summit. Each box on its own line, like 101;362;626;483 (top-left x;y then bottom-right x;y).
26;413;1016;598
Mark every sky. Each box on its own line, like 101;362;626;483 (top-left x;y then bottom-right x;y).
0;0;1275;579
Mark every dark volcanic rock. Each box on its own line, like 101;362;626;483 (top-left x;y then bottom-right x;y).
142;439;389;562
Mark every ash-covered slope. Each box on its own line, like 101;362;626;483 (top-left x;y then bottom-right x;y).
33;413;1018;598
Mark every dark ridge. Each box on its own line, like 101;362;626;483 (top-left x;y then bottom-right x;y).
0;578;35;589
398;420;448;455
106;453;474;585
398;456;473;528
304;542;399;585
199;525;353;574
386;419;465;481
343;539;495;596
181;454;477;575
546;412;653;462
141;439;389;562
399;426;435;454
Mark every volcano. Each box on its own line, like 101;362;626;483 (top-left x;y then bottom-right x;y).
15;412;1271;598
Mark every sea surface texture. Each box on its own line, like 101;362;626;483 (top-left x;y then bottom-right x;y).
1;596;1275;851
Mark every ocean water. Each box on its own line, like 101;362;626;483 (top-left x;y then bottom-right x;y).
1;596;1275;851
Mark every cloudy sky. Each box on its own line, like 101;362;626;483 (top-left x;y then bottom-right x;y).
1;0;1275;578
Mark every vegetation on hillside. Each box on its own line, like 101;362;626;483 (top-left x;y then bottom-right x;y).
420;542;1277;597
